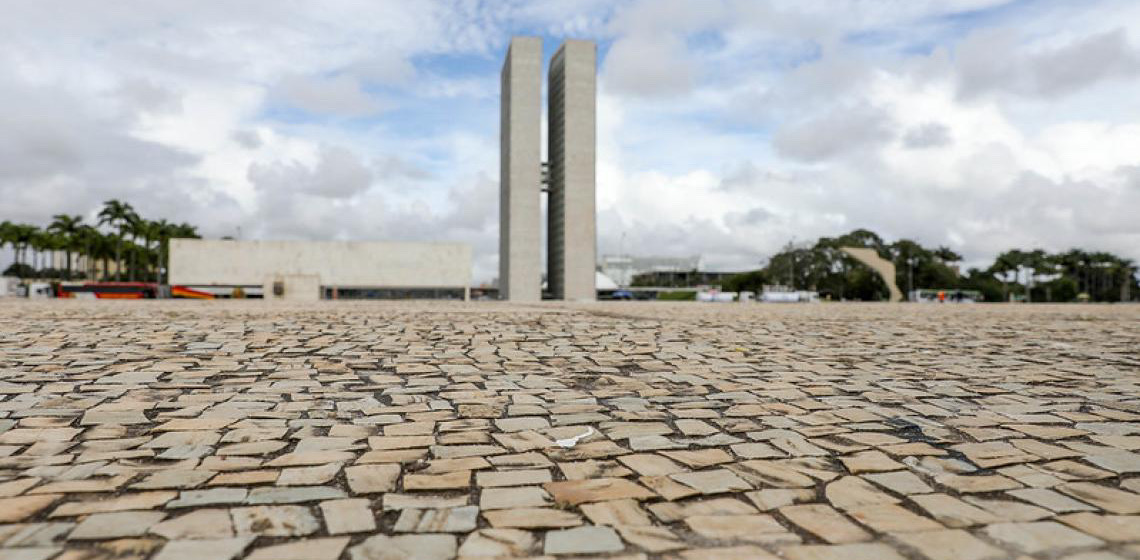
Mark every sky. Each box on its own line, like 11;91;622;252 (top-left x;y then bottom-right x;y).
2;0;1139;283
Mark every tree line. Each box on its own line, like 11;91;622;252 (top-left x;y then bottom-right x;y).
1;200;200;283
723;229;1138;303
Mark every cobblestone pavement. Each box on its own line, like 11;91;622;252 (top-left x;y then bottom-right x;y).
1;300;1138;560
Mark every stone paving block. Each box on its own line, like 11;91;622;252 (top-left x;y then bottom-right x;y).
393;505;479;533
151;538;253;560
320;498;376;534
231;505;320;537
983;521;1105;553
0;494;61;522
245;537;349;560
544;478;655;505
149;508;235;540
783;543;908;560
345;464;400;494
480;486;552;510
685;514;801;544
348;534;456;560
1056;512;1140;542
544;525;624;555
458;528;537;557
892;529;1005;560
778;504;871;543
483;507;583;528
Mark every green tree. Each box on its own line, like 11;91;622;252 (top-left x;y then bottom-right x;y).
98;200;137;282
0;221;14;271
48;214;84;280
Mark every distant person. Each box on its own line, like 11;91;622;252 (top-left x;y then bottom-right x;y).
938;290;946;303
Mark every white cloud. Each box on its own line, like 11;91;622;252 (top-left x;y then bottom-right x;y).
603;33;696;97
249;145;373;199
275;74;387;117
902;122;952;149
773;103;896;162
956;27;1140;99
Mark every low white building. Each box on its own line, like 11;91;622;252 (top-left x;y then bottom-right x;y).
598;255;702;287
1;276;20;297
169;239;472;301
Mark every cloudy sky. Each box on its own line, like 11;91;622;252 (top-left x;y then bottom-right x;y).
2;0;1139;282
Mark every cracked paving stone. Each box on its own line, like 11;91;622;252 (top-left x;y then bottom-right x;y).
230;505;320;537
0;494;62;522
345;464;401;494
482;507;583;529
457;529;537;558
404;470;471;490
149;508;235;540
580;498;653;526
784;543;908;560
1057;512;1140;542
166;487;248;508
893;529;1004;560
983;521;1105;553
348;534;457;560
479;486;552;510
151;538;254;560
669;468;751;494
684;514;801;545
543;478;655;505
778;504;871;543
320;498;376;534
246;537;350;560
68;511;167;540
393;505;479;533
1056;482;1140;514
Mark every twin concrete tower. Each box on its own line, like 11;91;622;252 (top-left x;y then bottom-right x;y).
500;37;596;302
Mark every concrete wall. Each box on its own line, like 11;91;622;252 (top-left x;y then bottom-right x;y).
169;240;472;292
499;37;543;302
263;274;321;302
547;40;597;301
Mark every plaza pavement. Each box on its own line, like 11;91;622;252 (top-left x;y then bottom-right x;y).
0;300;1138;560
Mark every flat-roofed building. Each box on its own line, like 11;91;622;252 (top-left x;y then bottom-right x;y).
546;40;597;302
499;37;596;301
499;36;543;302
169;239;471;300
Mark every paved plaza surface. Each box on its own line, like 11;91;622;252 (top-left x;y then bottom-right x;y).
1;300;1138;560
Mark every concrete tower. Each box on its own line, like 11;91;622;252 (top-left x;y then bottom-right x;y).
547;40;597;301
499;37;543;302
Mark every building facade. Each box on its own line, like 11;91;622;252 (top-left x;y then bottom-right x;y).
500;37;596;301
547;40;597;301
599;254;703;288
169;239;472;301
499;37;543;302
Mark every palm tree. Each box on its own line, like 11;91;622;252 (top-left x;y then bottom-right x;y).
29;229;51;277
990;250;1025;302
174;223;200;239
125;213;149;282
13;225;39;276
934;246;963;265
48;214;84;280
151;219;174;286
0;221;14;272
98;200;137;282
74;225;101;280
94;230;116;281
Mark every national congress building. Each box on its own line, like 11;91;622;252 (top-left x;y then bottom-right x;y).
500;37;597;302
